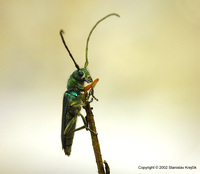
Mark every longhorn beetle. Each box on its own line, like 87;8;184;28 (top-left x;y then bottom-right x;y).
60;13;119;156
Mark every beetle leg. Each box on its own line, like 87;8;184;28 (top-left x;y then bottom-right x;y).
64;116;77;135
80;114;97;135
84;78;99;102
69;124;97;135
67;114;97;135
70;125;85;133
88;87;98;101
85;87;98;103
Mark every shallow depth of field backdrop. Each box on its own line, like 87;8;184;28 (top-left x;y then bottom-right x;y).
0;1;200;174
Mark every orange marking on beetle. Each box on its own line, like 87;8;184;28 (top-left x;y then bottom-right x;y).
84;78;99;91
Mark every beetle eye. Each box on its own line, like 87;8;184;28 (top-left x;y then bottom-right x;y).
78;71;84;78
78;71;83;76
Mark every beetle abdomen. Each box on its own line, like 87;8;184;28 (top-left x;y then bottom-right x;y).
61;91;81;156
62;116;77;156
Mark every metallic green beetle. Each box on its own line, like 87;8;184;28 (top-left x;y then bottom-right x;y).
60;13;119;156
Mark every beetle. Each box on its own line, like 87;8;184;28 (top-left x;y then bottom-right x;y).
60;13;119;156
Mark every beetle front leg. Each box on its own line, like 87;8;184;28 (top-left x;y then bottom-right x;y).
84;78;99;102
88;87;98;101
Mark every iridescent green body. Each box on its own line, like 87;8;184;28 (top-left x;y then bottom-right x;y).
61;68;92;156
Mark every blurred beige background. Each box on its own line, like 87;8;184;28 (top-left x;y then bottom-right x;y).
0;0;200;174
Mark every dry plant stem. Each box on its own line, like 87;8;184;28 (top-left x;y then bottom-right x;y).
84;101;105;174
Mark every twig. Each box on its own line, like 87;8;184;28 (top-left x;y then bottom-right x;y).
83;90;109;174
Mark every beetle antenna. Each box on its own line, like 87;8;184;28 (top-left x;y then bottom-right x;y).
85;13;120;68
60;30;80;70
